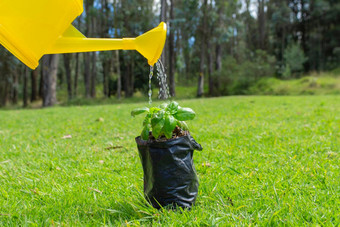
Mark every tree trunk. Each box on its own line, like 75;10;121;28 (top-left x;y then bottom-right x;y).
159;0;168;99
207;0;215;96
301;0;308;71
197;58;205;97
124;63;131;98
39;68;44;98
90;16;97;98
197;0;208;97
168;0;176;97
160;0;167;65
101;0;110;98
184;46;191;83
0;74;8;107
91;52;97;98
63;54;73;100
257;0;267;50
124;53;135;98
116;50;122;99
114;0;121;99
0;59;10;107
215;0;224;72
207;41;214;96
23;67;28;107
160;0;167;22
31;68;39;102
216;44;222;71
103;60;109;97
74;14;81;98
84;53;91;98
121;2;134;99
84;0;94;98
42;55;59;107
74;53;79;97
11;70;18;105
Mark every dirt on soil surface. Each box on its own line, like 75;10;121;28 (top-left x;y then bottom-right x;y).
149;126;188;142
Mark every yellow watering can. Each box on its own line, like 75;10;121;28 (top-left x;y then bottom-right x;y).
0;0;167;69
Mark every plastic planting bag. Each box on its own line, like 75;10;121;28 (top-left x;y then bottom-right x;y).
136;134;202;209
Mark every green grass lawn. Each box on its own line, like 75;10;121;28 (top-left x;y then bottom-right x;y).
0;96;339;226
249;72;340;96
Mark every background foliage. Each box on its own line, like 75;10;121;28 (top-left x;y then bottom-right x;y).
0;0;339;107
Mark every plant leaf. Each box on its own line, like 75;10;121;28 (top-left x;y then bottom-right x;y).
151;111;165;138
143;114;151;126
164;115;177;139
149;107;161;114
168;101;179;114
141;125;150;140
174;107;196;121
152;119;164;138
159;103;169;109
178;121;189;131
131;107;149;117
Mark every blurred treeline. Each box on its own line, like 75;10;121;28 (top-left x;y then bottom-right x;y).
0;0;339;107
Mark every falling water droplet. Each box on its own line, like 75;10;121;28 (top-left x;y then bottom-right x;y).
155;60;171;100
148;66;154;105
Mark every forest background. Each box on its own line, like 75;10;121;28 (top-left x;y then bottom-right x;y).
0;0;339;108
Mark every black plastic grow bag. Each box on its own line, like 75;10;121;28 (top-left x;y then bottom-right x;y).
136;134;202;209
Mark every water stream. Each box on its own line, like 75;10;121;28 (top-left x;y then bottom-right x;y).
148;65;154;105
156;60;170;100
148;59;171;105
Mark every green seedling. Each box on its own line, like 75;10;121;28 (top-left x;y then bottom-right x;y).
131;101;196;140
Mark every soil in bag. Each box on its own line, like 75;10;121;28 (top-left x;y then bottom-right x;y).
136;131;202;209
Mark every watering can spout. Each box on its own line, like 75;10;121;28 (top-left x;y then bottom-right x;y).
0;0;167;69
49;22;167;66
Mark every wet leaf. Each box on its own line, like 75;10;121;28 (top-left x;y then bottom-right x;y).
159;103;169;109
143;114;151;126
178;121;189;130
151;111;165;138
151;119;165;139
131;107;149;117
149;107;161;114
174;107;196;121
168;101;179;114
141;125;150;140
164;115;177;139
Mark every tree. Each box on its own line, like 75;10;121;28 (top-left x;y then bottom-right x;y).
176;0;200;82
283;43;308;77
84;0;96;98
100;0;110;98
159;0;168;99
23;67;28;107
0;47;17;107
257;0;268;50
42;55;59;107
63;54;73;100
113;0;122;99
0;0;339;107
197;0;208;97
168;0;176;97
31;68;39;102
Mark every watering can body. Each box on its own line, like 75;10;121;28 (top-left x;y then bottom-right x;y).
0;0;166;69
